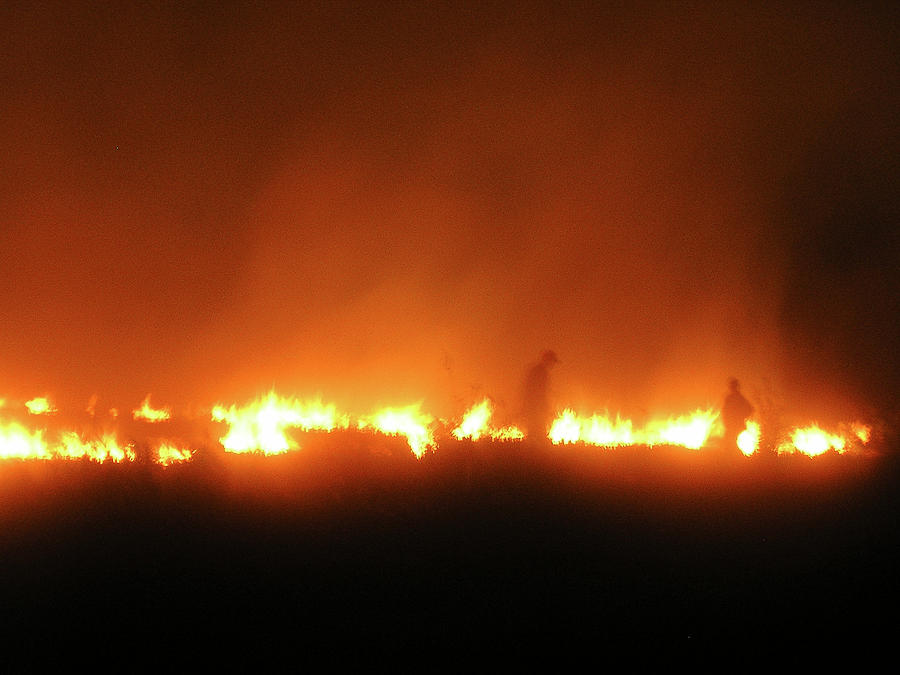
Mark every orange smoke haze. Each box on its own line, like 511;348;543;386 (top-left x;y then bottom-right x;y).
0;3;897;433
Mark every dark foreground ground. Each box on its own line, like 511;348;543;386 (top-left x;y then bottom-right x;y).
1;435;897;665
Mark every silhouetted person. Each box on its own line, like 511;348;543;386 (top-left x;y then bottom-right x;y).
521;350;559;441
722;377;753;451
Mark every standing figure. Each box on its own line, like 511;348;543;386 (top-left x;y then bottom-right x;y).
722;377;754;451
521;350;559;441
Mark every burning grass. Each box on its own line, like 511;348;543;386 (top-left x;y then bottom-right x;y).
0;391;880;467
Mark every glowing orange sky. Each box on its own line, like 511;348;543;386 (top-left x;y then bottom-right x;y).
1;2;897;425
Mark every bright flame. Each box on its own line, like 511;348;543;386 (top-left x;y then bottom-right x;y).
778;425;847;456
737;420;760;456
548;409;582;445
1;413;136;462
491;425;525;441
25;397;57;415
549;409;717;450
212;391;349;455
582;414;635;446
645;410;719;449
56;432;136;462
0;421;50;459
453;399;524;442
0;387;879;465
359;404;435;458
453;400;492;440
156;443;193;466
133;394;172;422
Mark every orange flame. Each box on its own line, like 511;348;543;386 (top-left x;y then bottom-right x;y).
25;397;57;415
133;394;172;422
491;425;525;441
736;420;760;456
549;409;718;450
212;391;349;455
453;399;492;441
453;399;524;442
156;443;193;466
1;414;137;462
778;425;848;456
0;421;50;459
776;421;871;457
358;404;435;458
646;410;720;449
56;432;136;462
0;387;878;465
852;423;871;444
548;409;581;444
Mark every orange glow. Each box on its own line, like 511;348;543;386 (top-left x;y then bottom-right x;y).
453;399;492;440
212;391;349;455
548;409;585;445
852;423;871;444
0;387;879;465
0;421;50;459
548;410;637;446
156;443;193;466
358;404;435;458
133;394;172;422
736;420;760;456
25;397;57;415
646;410;720;449
491;425;525;441
453;399;524;442
581;414;635;446
549;409;718;450
56;432;136;462
778;425;847;456
0;412;135;462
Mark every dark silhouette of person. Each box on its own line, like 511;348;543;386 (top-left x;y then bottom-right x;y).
521;350;559;441
721;377;754;451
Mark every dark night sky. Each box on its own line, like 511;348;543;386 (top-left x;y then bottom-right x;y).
1;1;898;425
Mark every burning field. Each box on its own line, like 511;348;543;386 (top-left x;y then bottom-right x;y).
3;0;899;663
0;389;897;662
0;391;879;463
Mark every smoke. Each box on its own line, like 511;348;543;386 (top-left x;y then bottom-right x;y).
1;2;897;424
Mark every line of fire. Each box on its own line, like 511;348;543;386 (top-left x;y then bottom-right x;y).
0;388;876;466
